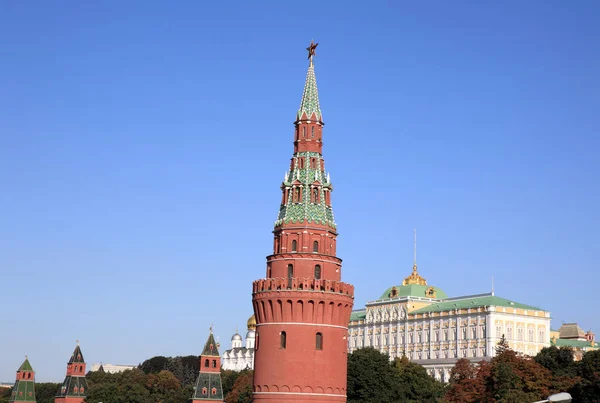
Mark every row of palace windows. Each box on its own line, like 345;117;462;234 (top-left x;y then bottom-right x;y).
287;264;321;280
290;240;320;253
278;331;323;350
496;326;545;342
203;359;218;368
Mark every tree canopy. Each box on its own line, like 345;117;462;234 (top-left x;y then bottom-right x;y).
347;347;444;403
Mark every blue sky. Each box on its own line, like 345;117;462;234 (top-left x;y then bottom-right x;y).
1;1;598;381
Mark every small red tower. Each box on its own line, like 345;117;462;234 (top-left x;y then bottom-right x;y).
191;329;224;402
55;342;87;403
9;357;36;403
251;42;355;402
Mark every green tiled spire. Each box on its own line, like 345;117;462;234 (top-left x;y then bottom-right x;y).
297;62;322;122
201;332;220;357
9;358;36;402
276;151;336;229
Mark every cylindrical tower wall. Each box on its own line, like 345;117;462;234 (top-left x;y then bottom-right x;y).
252;288;353;402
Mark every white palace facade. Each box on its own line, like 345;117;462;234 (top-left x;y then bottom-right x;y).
347;263;551;382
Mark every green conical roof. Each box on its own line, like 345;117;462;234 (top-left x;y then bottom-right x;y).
18;359;33;372
201;332;220;357
10;359;36;402
68;344;85;364
297;62;322;121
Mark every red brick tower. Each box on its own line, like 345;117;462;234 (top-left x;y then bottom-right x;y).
252;42;355;402
54;342;87;403
190;329;224;402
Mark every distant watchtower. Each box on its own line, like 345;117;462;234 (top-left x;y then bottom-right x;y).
9;357;36;403
54;342;87;403
191;329;224;402
251;42;355;402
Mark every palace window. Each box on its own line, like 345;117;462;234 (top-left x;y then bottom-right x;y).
292;240;297;252
472;328;477;339
313;240;319;252
506;325;513;339
444;330;448;341
280;331;287;349
425;332;430;342
316;332;323;350
528;328;534;342
472;348;477;357
462;328;467;339
314;265;321;280
496;325;502;337
539;329;545;343
409;334;413;343
417;333;422;343
435;331;439;342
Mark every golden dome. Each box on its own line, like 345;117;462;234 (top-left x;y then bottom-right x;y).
402;264;427;286
247;314;256;331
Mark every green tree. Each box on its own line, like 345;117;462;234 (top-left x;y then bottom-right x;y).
347;348;401;403
569;349;600;403
535;346;578;377
392;356;444;402
495;334;510;355
35;382;62;403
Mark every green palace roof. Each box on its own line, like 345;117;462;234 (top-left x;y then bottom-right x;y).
411;295;545;314
378;264;447;300
378;284;448;300
553;338;600;349
350;310;366;321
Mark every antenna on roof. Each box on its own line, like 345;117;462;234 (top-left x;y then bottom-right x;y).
492;276;495;296
413;228;417;266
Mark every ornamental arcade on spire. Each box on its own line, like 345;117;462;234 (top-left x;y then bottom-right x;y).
9;357;36;403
